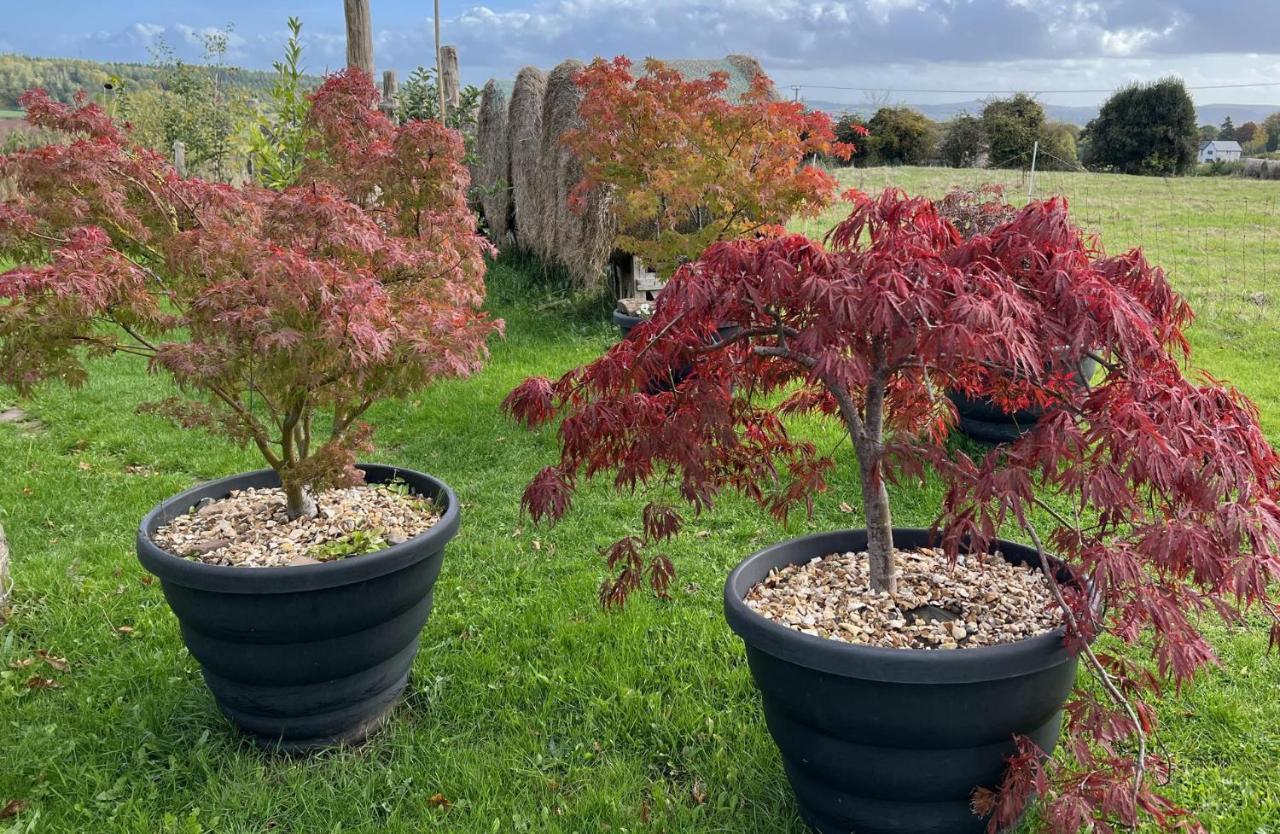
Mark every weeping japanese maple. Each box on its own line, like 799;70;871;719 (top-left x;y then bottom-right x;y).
0;70;500;519
504;188;1280;831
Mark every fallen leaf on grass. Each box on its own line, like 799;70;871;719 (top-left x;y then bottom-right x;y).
427;793;451;810
116;625;135;635
691;780;708;805
24;676;60;690
639;798;651;823
839;501;854;514
0;799;27;819
8;658;34;670
77;460;92;471
35;650;69;672
139;575;155;586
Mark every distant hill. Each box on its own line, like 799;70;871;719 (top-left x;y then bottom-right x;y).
805;97;1280;128
0;53;316;109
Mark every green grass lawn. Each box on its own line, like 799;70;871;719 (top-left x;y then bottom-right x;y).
2;171;1279;833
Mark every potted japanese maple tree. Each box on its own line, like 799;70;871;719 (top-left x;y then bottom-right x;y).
935;185;1097;443
0;72;501;751
564;57;854;343
504;189;1280;832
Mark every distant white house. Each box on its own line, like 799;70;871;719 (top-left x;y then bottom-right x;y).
1198;140;1242;164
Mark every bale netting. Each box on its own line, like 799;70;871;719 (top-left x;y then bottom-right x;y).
538;59;615;294
475;80;512;244
507;66;549;259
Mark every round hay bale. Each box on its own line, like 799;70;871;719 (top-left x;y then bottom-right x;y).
475;80;512;245
539;59;615;292
724;53;779;101
507;66;548;258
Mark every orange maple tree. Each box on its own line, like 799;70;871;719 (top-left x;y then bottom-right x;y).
565;57;857;279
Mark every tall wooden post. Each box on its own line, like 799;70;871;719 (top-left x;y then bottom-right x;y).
434;0;445;120
173;140;186;177
344;0;375;79
441;45;460;112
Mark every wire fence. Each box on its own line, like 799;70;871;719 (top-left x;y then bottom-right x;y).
797;163;1280;335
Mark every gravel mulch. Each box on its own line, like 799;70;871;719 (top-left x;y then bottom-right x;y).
744;547;1063;649
153;484;440;568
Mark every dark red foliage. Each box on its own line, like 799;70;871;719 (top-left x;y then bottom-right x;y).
504;187;1280;831
1;73;500;513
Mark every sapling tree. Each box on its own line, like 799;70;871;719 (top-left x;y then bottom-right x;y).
0;70;500;519
565;57;857;279
505;189;1280;831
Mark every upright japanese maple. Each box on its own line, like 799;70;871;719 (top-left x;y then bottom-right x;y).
0;71;499;518
505;188;1280;831
565;57;856;279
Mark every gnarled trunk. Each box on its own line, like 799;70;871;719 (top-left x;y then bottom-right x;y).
283;480;317;521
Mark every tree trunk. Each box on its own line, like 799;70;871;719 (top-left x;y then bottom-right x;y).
0;523;10;622
859;456;897;595
344;0;375;80
283;481;317;521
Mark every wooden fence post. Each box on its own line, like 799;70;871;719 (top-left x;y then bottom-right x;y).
173;140;186;177
344;0;375;79
381;69;398;117
441;45;460;112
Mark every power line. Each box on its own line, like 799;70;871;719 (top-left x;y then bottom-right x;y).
794;81;1280;96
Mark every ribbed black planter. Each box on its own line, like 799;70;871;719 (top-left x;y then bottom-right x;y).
725;528;1080;834
950;357;1099;444
137;464;460;752
613;309;647;340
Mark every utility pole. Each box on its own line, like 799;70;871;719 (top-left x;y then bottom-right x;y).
434;0;446;121
792;85;801;102
344;0;375;79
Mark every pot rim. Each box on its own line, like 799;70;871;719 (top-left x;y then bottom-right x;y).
136;463;460;595
724;527;1082;684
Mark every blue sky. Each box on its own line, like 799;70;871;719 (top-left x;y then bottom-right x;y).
2;1;1279;109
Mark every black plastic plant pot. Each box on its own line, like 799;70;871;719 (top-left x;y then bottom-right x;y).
724;528;1080;834
613;310;739;392
136;463;460;752
950;357;1099;444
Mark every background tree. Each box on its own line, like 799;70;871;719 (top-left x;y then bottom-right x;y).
1264;112;1280;152
564;57;854;279
865;106;934;165
832;113;871;166
1236;121;1259;144
1035;121;1080;170
245;17;311;189
116;28;253;182
938;113;985;168
1218;116;1236;141
1198;124;1219;143
981;92;1044;168
1081;78;1198;175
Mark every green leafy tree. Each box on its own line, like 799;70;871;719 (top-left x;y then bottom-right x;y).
1199;124;1220;143
1035;121;1079;170
1264;112;1280;152
866;106;934;165
1080;78;1198;174
1236;121;1259;144
245;17;311;189
116;26;253;181
832;113;871;166
981;93;1044;168
1218;116;1236;141
938;113;985;168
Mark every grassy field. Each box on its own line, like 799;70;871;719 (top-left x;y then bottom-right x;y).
1;169;1279;833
